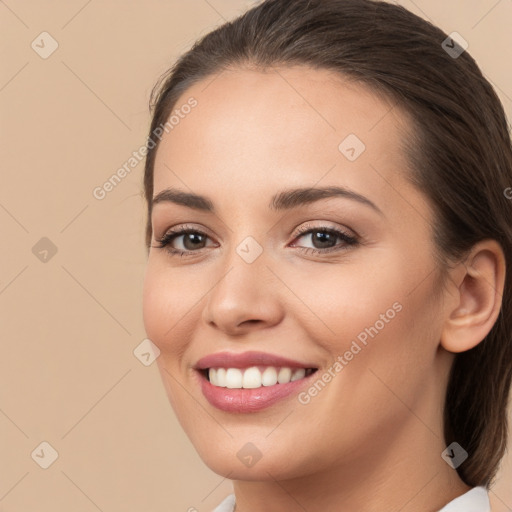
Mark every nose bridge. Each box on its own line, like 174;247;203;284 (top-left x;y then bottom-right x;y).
201;230;283;331
213;232;269;299
219;209;270;269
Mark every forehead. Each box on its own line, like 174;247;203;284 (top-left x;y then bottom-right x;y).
152;65;419;217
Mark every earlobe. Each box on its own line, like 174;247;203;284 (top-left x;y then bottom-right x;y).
440;239;506;354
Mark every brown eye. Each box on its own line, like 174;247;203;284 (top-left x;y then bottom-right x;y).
153;226;215;256
291;226;359;255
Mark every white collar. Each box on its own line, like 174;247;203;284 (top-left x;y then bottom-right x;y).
212;493;235;512
437;486;490;511
213;486;490;512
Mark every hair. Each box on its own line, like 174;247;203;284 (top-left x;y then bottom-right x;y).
142;0;512;488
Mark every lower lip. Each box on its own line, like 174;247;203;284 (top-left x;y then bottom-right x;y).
197;370;317;413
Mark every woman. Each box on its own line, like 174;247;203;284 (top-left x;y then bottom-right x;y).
142;0;512;510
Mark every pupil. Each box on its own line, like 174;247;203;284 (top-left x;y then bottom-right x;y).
313;231;334;248
184;233;204;250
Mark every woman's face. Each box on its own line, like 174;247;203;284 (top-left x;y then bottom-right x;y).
143;66;454;481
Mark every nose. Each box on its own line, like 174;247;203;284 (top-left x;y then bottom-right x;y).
201;248;285;336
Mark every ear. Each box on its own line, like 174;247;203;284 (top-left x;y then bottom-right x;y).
440;239;506;353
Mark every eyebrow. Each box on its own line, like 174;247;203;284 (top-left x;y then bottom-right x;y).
152;185;384;216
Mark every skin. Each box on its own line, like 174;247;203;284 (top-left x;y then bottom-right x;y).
142;65;505;511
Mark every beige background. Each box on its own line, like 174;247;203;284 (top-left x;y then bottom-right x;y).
0;1;511;510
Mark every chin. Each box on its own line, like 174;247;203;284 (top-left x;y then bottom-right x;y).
202;457;287;481
193;439;309;482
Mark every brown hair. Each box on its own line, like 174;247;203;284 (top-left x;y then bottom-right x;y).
143;0;512;488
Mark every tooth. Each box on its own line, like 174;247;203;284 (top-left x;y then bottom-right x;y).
277;367;292;384
216;368;227;387
225;368;243;388
208;366;311;388
261;367;278;386
291;368;306;381
242;367;262;388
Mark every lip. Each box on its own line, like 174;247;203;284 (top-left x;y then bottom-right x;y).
193;350;319;413
196;368;319;413
194;350;318;370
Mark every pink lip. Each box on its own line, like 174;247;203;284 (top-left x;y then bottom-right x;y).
193;351;319;413
194;350;317;370
196;369;318;413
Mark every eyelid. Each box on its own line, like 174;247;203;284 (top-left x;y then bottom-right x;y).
291;220;357;238
155;222;215;241
155;221;356;243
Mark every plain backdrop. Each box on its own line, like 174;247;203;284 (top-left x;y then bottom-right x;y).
0;1;511;510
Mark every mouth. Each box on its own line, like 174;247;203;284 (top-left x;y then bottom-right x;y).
193;351;321;412
195;365;319;413
198;366;318;389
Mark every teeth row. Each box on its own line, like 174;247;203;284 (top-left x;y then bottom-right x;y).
208;367;314;389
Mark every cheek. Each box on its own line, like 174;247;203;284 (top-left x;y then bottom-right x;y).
321;264;441;421
285;250;440;397
142;261;194;362
281;271;440;467
142;262;208;427
142;265;166;346
275;253;407;348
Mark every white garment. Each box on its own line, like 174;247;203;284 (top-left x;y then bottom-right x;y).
212;493;235;512
437;486;490;511
211;486;490;512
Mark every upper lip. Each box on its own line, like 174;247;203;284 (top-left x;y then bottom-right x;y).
194;351;318;370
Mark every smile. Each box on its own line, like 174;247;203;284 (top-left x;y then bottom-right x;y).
193;351;320;412
204;366;317;389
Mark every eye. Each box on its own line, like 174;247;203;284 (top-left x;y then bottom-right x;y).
152;224;216;257
152;222;360;258
290;223;360;255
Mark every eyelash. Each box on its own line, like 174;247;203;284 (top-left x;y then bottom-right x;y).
152;223;360;258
